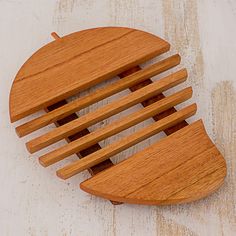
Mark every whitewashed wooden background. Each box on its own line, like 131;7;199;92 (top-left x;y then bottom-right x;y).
0;0;235;235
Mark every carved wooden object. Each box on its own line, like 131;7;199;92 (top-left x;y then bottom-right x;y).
9;27;226;205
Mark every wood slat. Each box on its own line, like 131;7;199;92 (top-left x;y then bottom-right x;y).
47;32;121;206
45;34;186;207
16;54;181;137
121;66;189;133
26;69;188;153
56;104;197;179
39;87;193;167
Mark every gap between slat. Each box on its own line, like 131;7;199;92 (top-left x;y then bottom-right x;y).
16;54;180;137
56;103;197;179
26;69;188;153
39;87;192;167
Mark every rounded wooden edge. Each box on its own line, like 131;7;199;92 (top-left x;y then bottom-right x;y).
9;26;170;122
79;121;227;206
80;169;226;205
12;27;134;84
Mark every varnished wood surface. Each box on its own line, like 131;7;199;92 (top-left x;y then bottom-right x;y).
57;104;196;179
39;87;192;167
16;54;181;137
26;69;187;153
10;26;202;205
45;99;121;206
81;120;226;205
9;27;169;122
1;1;235;235
8;21;221;207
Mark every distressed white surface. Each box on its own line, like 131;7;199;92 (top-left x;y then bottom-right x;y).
0;0;235;235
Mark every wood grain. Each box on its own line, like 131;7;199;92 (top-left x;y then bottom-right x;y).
80;120;226;205
39;87;192;167
44;31;122;206
1;1;235;235
9;27;170;122
40;32;187;208
26;69;188;153
16;54;181;137
56;104;197;179
120;66;189;135
10;25;225;208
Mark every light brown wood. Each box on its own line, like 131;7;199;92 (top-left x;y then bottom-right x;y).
51;32;60;40
8;26;227;207
80;120;226;205
39;87;192;167
9;27;170;122
56;104;197;179
26;69;188;153
3;1;234;233
16;54;181;137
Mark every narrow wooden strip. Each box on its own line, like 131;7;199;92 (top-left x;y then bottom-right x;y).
47;34;183;176
45;101;113;175
46;34;108;176
51;32;60;40
45;33;121;206
44;33;187;205
56;104;197;179
46;101;121;206
39;87;192;167
16;54;180;137
26;69;188;153
121;66;189;133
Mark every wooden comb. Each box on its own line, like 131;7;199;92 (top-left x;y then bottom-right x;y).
9;27;226;205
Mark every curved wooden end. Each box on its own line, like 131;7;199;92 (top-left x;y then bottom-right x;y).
9;27;170;122
80;120;226;205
